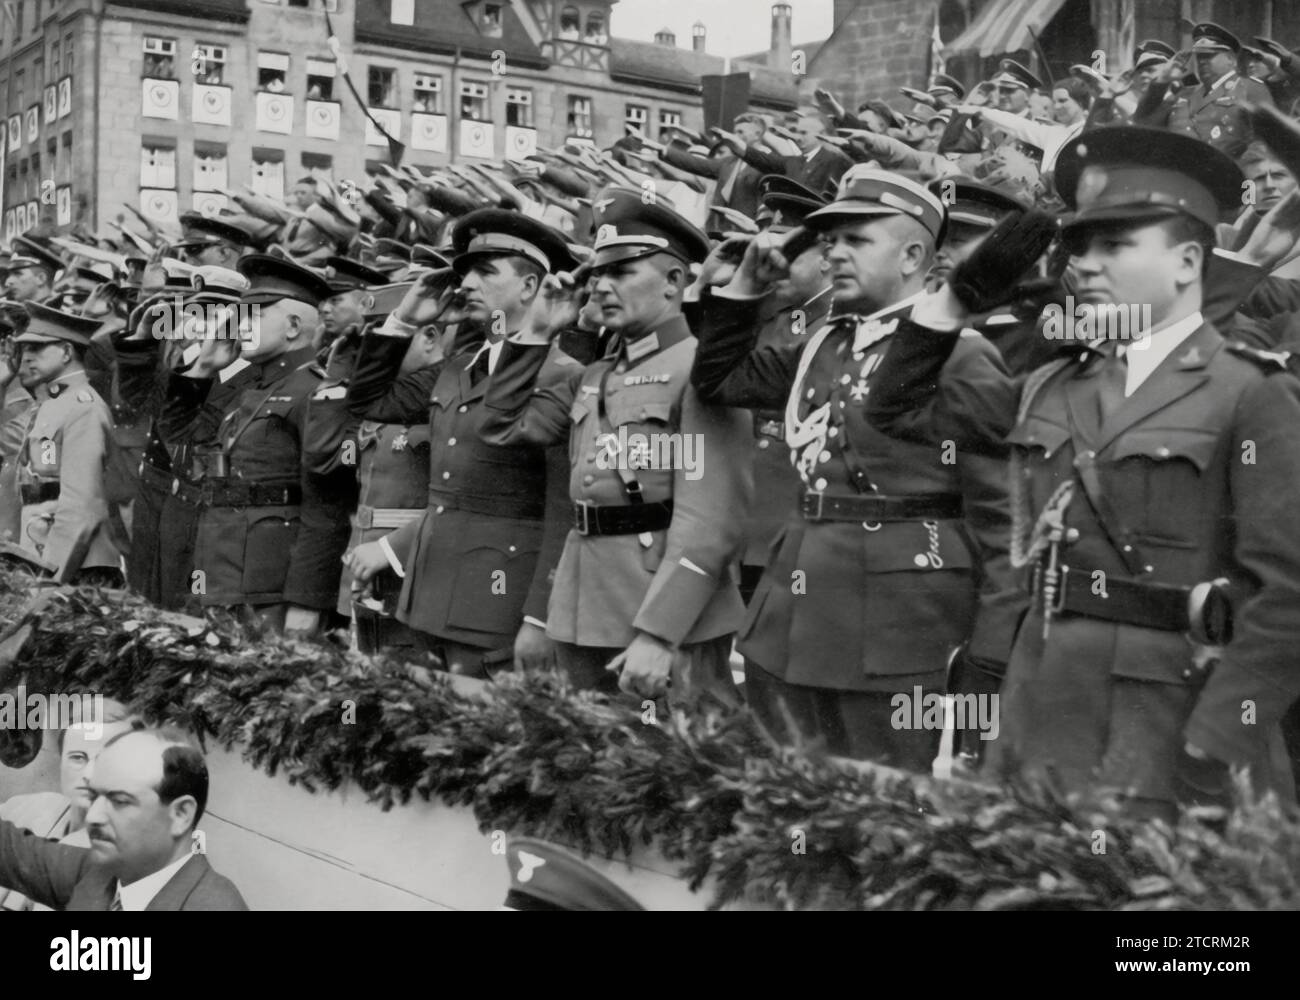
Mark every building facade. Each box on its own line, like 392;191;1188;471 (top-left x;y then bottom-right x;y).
0;0;802;241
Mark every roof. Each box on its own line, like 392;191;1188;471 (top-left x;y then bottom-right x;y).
355;0;547;68
609;39;799;107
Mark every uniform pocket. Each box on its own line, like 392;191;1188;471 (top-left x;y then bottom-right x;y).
446;538;542;633
241;510;299;598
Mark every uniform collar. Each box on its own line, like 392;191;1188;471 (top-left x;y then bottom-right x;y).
253;345;314;387
1207;70;1236;92
612;313;693;366
43;369;88;399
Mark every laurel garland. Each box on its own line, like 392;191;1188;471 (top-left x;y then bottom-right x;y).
1;570;1298;910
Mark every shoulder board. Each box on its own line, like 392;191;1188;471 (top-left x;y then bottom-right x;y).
311;384;348;401
1225;341;1292;373
76;390;94;403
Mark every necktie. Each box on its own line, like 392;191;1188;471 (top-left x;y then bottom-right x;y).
1096;342;1128;424
110;887;123;911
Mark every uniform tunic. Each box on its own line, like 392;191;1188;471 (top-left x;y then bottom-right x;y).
480;314;753;649
16;370;120;581
1166;71;1274;160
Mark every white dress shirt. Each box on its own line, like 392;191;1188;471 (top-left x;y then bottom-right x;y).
1122;310;1204;397
116;854;193;911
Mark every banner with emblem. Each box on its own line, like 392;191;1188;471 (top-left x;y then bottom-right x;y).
505;125;537;159
24;106;38;146
3;209;13;240
192;84;232;126
24;202;38;230
43;86;56;125
139;188;179;225
365;108;401;147
57;77;71;119
192;192;229;218
459;120;494;159
255;93;293;134
410;112;447;152
56;186;71;226
305;100;340;140
142;79;179;120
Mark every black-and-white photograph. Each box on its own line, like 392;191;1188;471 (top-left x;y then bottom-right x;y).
0;0;1292;950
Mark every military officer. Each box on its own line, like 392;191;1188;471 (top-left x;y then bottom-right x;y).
2;236;61;303
502;836;643;911
344;210;581;677
866;126;1300;817
990;60;1043;118
316;256;389;373
8;303;121;585
172;212;254;270
1166;22;1273;160
162;255;351;634
121;267;253;609
479;189;753;707
689;166;1023;768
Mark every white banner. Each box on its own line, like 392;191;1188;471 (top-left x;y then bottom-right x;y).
57;77;71;119
142;79;179;120
410;113;447;152
24;107;38;146
255;93;293;134
459;120;494;159
365;108;401;147
5;116;17;152
43;86;56;125
505;126;537;159
192;84;232;126
139;188;179;224
305;100;340;140
25;202;38;230
56;186;71;226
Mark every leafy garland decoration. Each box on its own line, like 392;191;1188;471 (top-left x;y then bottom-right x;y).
0;570;1298;911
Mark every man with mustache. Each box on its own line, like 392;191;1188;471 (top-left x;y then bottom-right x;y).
0;729;246;910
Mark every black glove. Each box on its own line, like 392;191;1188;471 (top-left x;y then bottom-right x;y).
948;208;1059;314
1173;746;1232;811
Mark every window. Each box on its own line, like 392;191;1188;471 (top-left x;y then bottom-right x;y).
64;33;73;75
625;104;648;133
140;141;177;189
301;151;333;183
143;36;177;80
193;144;228;192
251;148;285;201
306;58;335;101
413;72;442;114
194;44;227;86
367;66;396;108
257;52;289;92
559;6;579;39
460;80;489;121
506;87;532;128
51;43;59;81
34;58;42;86
567;95;592;138
391;0;414;25
658;108;682;141
585;12;607;44
60;132;71;183
481;3;503;36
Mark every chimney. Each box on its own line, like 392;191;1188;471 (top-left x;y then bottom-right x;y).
771;3;792;69
654;27;676;47
692;21;706;53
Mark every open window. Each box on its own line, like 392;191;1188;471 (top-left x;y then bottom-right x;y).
143;36;177;79
194;44;227;86
368;66;397;108
506;87;533;128
306;58;336;101
460;79;489;121
414;72;443;114
257;52;289;93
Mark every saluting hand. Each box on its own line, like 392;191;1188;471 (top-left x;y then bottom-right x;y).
521;269;585;342
724;230;792;297
393;268;462;328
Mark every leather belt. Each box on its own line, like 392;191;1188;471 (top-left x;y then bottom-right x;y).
1030;564;1233;643
354;505;425;530
197;479;302;508
572;499;673;536
19;481;60;505
799;491;964;522
425;489;543;521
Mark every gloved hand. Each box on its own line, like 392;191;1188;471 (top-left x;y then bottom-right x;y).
948;208;1059;314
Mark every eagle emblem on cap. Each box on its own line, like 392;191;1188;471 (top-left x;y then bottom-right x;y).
517;851;546;883
1076;166;1109;207
191;274;206;292
596;223;618;244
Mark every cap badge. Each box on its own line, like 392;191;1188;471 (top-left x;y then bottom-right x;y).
517;851;546;884
596;223;618;244
593;198;616;212
1076;166;1109;208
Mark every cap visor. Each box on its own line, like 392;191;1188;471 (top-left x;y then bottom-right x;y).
805;203;904;231
1060;204;1183;234
591;244;663;268
12;333;60;344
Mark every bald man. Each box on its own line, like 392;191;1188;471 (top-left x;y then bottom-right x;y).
0;728;247;910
